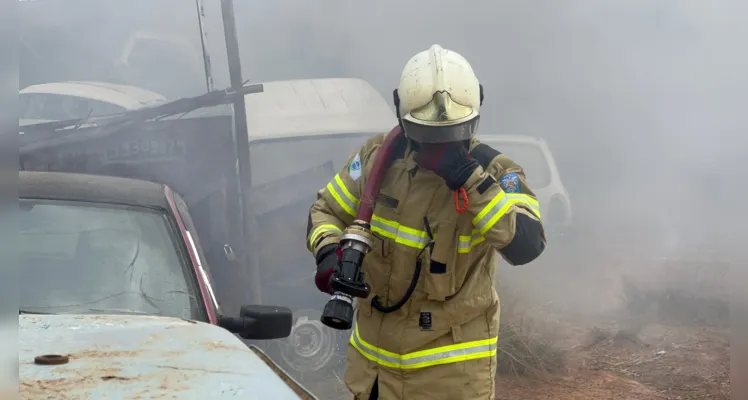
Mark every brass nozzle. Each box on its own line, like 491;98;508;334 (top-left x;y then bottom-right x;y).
344;221;372;242
340;220;373;253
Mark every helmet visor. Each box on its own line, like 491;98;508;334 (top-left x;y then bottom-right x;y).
402;116;480;144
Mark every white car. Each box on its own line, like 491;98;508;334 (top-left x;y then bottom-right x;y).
480;134;573;235
19;81;167;125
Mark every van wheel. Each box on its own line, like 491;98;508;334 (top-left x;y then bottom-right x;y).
273;309;348;383
546;199;570;239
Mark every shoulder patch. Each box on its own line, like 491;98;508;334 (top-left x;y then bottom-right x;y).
500;172;521;193
349;153;362;181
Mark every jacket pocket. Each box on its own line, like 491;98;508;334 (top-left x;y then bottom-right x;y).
424;219;457;301
369;231;390;259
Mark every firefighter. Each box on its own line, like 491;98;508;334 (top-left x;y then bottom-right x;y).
306;44;546;400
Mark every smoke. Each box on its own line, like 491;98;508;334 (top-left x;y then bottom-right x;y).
19;0;745;394
20;0;746;225
234;0;746;237
231;0;746;316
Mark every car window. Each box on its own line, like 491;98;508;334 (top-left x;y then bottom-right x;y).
19;93;125;121
19;199;204;320
490;141;552;188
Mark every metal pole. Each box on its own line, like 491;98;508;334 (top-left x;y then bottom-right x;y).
219;0;261;304
195;0;214;92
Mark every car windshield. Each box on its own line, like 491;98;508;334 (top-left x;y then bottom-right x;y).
19;199;203;320
246;133;374;305
490;141;552;188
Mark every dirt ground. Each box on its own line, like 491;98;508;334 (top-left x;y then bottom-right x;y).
492;237;731;400
309;234;732;400
495;321;730;400
314;319;730;400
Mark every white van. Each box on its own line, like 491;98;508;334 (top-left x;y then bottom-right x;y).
480;134;573;234
19;81;166;125
241;78;396;387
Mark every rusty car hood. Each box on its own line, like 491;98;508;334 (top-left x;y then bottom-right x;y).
19;314;305;399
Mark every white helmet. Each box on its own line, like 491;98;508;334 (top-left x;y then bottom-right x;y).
396;44;482;144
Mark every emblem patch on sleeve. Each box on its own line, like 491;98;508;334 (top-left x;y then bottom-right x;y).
500;172;521;193
349;153;362;181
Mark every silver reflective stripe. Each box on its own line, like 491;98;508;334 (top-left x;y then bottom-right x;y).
330;175;358;210
308;224;342;249
350;329;498;369
351;332;401;365
475;193;541;234
457;231;483;252
506;194;541;218
458;240;471;251
474;194;511;234
370;218;430;249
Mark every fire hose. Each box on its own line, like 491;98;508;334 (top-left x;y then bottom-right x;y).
320;125;404;330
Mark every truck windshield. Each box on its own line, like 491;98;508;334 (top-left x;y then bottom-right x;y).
490;142;552;188
19;199;203;320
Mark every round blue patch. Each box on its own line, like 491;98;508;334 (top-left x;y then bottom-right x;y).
500;173;521;193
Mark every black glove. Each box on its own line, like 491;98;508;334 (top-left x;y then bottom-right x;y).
314;244;339;294
414;142;479;190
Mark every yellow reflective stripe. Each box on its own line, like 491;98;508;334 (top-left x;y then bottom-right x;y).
308;224;342;249
335;174;358;206
370;215;430;250
507;193;541;219
472;192;540;235
325;173;359;216
458;229;486;254
349;323;497;369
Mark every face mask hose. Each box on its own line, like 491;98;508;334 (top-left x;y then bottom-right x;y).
320;125;404;330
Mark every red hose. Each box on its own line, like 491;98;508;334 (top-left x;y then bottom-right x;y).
356;125;403;223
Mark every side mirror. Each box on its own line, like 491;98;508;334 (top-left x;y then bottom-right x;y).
218;305;293;340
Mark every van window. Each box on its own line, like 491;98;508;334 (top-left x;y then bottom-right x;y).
20;93;126;121
246;133;374;299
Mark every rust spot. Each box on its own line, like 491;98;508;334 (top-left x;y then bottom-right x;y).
202;341;239;351
35;354;69;365
74;350;143;359
142;334;163;344
21;364;190;399
158;375;170;390
21;358;196;399
101;376;131;381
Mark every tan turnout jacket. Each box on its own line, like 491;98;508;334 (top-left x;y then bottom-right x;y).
306;134;545;399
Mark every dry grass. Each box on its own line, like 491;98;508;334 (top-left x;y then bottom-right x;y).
583;324;730;400
496;284;566;377
497;320;566;376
